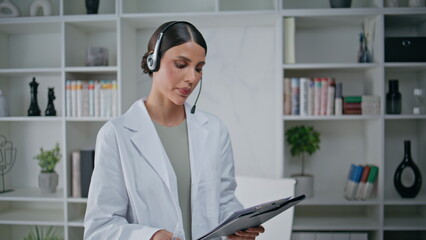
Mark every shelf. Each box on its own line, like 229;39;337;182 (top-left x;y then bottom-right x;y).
65;66;118;73
299;194;379;206
283;115;380;121
384;195;426;205
384;217;426;231
65;117;111;122
0;68;61;76
385;63;426;71
283;63;379;70
385;115;426;120
67;198;88;203
68;218;84;227
0;188;64;202
0;117;63;122
0;208;64;226
293;216;379;231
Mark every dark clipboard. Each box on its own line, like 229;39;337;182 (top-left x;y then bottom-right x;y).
196;194;306;240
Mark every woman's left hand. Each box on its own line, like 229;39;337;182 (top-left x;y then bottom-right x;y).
227;226;265;240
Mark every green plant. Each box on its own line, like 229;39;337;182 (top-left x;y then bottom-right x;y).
33;143;61;173
23;226;62;240
285;125;320;176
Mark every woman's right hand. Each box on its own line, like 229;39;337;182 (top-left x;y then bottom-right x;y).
150;229;181;240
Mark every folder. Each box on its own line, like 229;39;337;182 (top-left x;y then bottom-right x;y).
196;194;305;240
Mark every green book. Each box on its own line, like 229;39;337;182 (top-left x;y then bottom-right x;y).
344;96;362;103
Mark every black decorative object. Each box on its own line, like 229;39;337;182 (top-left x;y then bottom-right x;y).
0;135;17;193
394;140;422;198
386;79;402;114
329;0;352;8
45;88;56;116
28;77;41;116
358;32;370;63
85;0;99;14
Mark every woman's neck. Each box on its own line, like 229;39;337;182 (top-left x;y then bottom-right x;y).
145;95;186;127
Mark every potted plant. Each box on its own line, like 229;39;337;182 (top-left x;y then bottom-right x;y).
285;125;320;198
24;225;62;240
34;143;61;194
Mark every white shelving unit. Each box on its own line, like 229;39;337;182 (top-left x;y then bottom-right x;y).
0;0;424;239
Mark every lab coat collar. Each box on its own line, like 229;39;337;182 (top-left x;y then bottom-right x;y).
123;99;209;197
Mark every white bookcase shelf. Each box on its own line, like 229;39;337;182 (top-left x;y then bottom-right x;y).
0;1;424;239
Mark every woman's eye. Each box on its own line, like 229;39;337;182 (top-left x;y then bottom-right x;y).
196;68;203;73
175;62;186;68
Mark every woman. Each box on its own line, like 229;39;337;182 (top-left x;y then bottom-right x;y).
84;21;264;240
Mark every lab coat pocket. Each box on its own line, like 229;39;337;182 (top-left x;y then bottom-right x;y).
197;179;220;218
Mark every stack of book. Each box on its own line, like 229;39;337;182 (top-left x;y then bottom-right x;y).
344;164;378;201
66;80;118;118
361;95;380;115
343;96;362;115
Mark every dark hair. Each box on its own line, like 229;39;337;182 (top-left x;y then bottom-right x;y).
141;21;207;77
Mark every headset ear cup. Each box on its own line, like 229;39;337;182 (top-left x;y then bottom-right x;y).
147;53;156;71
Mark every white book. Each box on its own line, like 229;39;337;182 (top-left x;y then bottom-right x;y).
76;80;83;117
320;78;328;116
299;78;310;116
112;80;118;117
291;78;300;115
94;80;101;117
284;17;296;64
308;79;315;116
66;81;72;117
82;81;89;117
88;81;95;117
71;81;78;117
314;78;321;116
327;79;335;116
100;80;106;117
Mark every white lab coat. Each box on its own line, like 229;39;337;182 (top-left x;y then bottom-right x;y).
84;99;243;240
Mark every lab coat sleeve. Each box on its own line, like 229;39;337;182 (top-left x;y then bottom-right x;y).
84;122;161;240
218;123;244;223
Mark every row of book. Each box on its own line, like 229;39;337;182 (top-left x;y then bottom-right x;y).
65;80;119;118
284;77;381;116
284;77;339;116
292;232;368;240
344;164;378;201
70;148;95;198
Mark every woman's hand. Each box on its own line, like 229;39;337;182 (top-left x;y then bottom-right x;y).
227;226;265;240
150;229;181;240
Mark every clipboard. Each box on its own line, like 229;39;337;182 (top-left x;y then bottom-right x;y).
196;194;305;240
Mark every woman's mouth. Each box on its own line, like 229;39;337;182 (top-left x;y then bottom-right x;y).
177;88;191;96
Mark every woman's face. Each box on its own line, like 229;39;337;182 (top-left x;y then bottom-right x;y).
152;41;206;106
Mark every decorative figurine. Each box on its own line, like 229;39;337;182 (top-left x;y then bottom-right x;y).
0;135;17;193
0;0;20;18
85;0;99;14
30;0;52;16
28;77;41;116
45;87;56;116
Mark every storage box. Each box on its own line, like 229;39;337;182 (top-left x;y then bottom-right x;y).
385;37;426;62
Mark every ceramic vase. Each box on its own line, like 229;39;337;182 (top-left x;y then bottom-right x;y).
39;172;58;193
292;174;314;198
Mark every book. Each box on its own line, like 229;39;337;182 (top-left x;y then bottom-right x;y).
320;78;328;115
71;151;81;198
326;78;335;116
80;148;95;198
291;78;300;115
355;165;371;200
314;78;322;116
343;96;362;103
284;78;292;115
344;164;363;200
361;165;378;200
308;79;315;116
299;78;309;116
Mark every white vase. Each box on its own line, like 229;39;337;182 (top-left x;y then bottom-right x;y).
39;172;58;193
292;174;314;198
0;0;20;17
30;0;52;16
408;0;425;7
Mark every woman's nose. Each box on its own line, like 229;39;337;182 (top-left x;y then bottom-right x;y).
185;69;198;83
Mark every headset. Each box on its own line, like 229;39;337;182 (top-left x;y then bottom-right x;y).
147;21;203;114
147;21;185;72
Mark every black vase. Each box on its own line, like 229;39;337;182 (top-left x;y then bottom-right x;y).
85;0;99;14
394;140;422;198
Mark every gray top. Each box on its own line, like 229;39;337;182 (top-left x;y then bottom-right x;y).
153;119;192;240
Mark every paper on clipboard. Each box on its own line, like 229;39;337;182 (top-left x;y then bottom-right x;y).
196;194;306;240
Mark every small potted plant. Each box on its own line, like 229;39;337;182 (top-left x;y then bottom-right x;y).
286;125;320;198
24;225;62;240
34;143;61;194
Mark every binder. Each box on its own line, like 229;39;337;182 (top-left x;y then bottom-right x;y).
197;195;305;240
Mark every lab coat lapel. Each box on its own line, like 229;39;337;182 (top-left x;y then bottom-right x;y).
124;100;171;192
185;103;209;199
